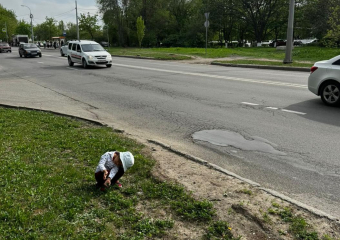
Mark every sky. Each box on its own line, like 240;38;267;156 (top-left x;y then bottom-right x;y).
0;0;103;26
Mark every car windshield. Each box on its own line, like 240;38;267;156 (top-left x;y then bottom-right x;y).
81;44;105;52
0;43;9;46
24;44;38;49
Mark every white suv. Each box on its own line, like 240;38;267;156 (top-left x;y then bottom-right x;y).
67;40;112;68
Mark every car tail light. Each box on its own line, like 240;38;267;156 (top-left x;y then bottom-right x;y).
310;66;318;74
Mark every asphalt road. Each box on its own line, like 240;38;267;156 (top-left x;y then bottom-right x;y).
1;48;339;218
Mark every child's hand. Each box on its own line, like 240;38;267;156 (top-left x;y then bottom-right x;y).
103;170;108;180
104;178;111;187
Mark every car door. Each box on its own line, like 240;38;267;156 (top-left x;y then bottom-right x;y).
70;43;80;63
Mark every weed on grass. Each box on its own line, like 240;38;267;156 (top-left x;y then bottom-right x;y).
204;221;240;240
268;205;320;240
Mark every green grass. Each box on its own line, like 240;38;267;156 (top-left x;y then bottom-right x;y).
0;107;221;239
268;205;319;240
214;60;313;68
108;46;340;62
204;221;240;240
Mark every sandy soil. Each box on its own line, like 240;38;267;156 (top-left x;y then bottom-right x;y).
135;140;340;239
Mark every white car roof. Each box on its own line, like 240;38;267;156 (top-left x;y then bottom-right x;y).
69;40;99;45
328;55;340;63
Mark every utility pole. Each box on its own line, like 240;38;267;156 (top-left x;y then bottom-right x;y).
5;22;8;43
204;12;210;55
21;5;34;43
284;0;295;64
75;0;79;41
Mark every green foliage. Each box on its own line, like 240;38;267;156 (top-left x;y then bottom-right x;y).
268;205;320;240
0;4;17;42
323;5;340;47
15;20;31;35
34;17;59;41
79;12;100;40
133;218;174;237
204;221;239;240
136;16;145;47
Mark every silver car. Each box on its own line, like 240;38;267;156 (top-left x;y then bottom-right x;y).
308;55;340;106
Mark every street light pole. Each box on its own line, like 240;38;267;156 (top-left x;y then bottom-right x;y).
75;0;79;41
283;0;295;64
21;5;34;43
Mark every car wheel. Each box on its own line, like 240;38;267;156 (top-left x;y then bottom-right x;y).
106;64;112;68
19;54;22;58
82;59;88;69
39;54;42;58
24;54;27;58
60;50;64;56
68;57;74;66
321;81;340;106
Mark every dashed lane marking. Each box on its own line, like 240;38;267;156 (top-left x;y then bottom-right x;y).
242;102;307;115
281;109;307;115
241;102;260;106
66;67;78;70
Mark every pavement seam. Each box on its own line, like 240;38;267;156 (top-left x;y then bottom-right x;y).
211;62;311;72
0;103;338;224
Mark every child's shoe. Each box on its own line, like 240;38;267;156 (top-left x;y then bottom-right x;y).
115;181;122;188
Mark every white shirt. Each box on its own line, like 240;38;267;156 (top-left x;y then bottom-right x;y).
95;151;119;179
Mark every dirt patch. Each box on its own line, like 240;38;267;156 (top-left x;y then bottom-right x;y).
145;143;340;239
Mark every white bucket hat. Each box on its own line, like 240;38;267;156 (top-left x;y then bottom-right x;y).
120;151;134;172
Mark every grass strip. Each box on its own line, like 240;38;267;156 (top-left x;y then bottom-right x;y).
0;107;222;239
108;46;340;62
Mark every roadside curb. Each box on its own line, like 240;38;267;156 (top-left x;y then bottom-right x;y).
148;139;340;223
211;62;311;72
0;103;338;224
111;54;155;60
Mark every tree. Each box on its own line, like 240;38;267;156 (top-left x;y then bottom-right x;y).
136;16;145;47
79;12;100;40
241;0;283;43
323;5;340;47
0;4;18;43
15;20;31;35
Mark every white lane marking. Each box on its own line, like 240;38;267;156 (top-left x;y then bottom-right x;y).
37;62;44;64
242;102;260;106
110;63;307;89
281;109;306;115
42;54;53;56
266;107;279;110
59;57;66;59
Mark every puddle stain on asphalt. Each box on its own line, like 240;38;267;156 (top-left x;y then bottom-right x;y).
192;129;286;156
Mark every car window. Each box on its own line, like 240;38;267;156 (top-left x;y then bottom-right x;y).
332;59;340;65
76;44;81;52
81;44;104;52
24;44;38;49
72;43;76;51
68;42;72;50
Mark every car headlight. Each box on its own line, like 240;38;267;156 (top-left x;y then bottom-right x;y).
26;50;31;53
106;55;112;60
88;55;94;60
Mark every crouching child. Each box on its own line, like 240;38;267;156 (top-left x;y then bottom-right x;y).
95;151;134;190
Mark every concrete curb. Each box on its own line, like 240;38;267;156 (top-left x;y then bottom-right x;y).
211;62;311;72
111;55;155;60
148;139;340;223
0;104;338;224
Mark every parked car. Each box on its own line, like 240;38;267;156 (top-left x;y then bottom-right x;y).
294;40;303;46
100;41;109;47
0;42;11;53
269;39;286;47
60;41;69;56
308;55;340;106
67;40;112;68
18;43;42;58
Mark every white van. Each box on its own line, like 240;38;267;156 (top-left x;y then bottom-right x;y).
67;40;112;68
